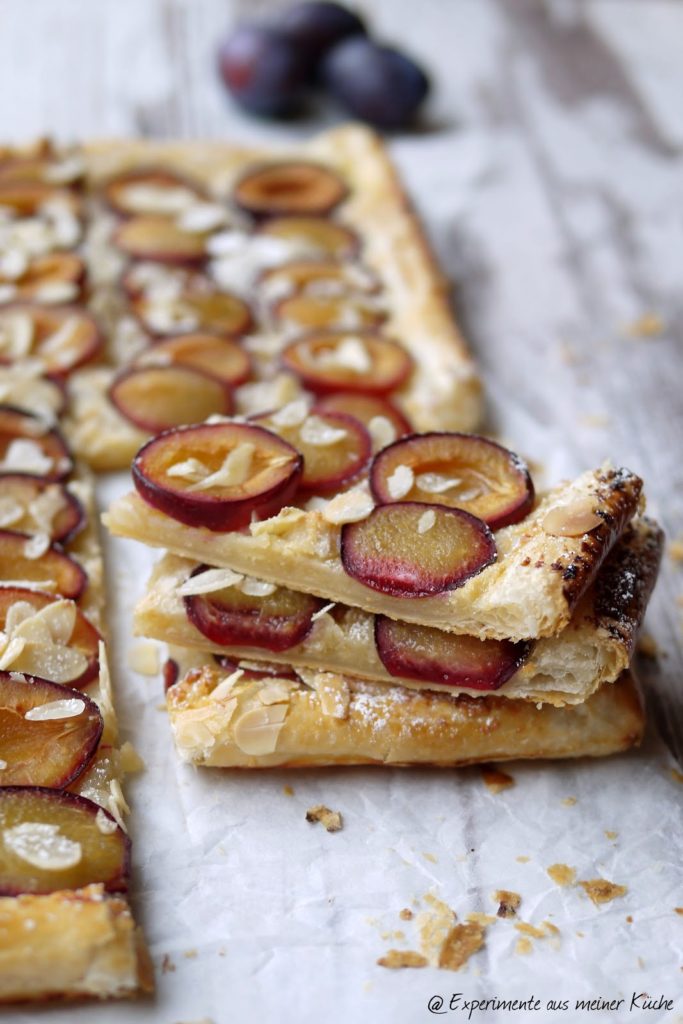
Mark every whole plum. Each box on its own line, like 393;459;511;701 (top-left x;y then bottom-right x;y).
217;24;312;117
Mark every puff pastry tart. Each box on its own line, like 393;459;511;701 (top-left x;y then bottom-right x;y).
104;415;643;642
0;128;480;469
134;516;662;707
165;653;645;768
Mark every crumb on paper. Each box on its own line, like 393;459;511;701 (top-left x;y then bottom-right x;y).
515;922;546;939
183;949;198;959
399;908;413;921
547;863;576;887
605;830;618;841
674;908;683;916
377;949;427;969
422;851;438;864
637;634;659;659
481;765;515;794
579;879;627;906
515;937;533;956
579;413;610;429
516;855;530;863
494;889;521;919
669;538;683;563
438;922;486;971
561;796;577;806
305;804;343;832
160;954;176;974
283;784;294;797
467;912;498;926
543;921;561;937
626;916;633;923
127;640;160;676
119;740;145;773
558;342;580;366
624;312;665;338
669;768;683;785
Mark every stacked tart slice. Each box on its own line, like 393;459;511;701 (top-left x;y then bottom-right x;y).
106;414;662;768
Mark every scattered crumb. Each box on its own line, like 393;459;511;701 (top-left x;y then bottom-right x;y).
543;921;561;937
305;805;343;832
183;949;198;959
626;916;633;924
558;342;580;365
515;922;546;939
668;538;683;563
377;949;427;969
515;937;533;956
547;863;576;887
670;768;683;785
283;784;294;797
380;930;405;941
467;912;498;926
438;923;486;971
481;765;515;793
119;741;145;773
156;703;168;712
624;312;665;338
637;634;659;659
161;954;176;974
579;879;628;906
419;894;457;961
422;852;438;864
516;855;530;864
576;931;585;937
494;890;521;919
217;948;226;957
399;908;413;921
637;956;645;969
127;640;160;676
674;908;683;916
604;830;618;841
579;413;610;429
561;796;577;806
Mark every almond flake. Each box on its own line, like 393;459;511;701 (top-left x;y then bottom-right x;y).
415;471;462;494
176;202;228;233
315;336;371;373
167;457;209;482
119;183;198;215
0;248;28;279
25;697;85;721
0;439;54;475
387;464;414;500
0;496;23;527
368;415;396;452
188;443;255;492
44;154;84;185
3;822;82;870
322;489;374;525
311;602;335;622
258;682;293;706
33;281;79;304
299;415;347;447
95;808;119;835
179;567;244;596
0;311;33;359
239;577;276;597
128;640;160;676
39;316;82;367
417;509;436;534
23;532;50;560
271;398;310;428
543;498;603;537
232;703;288;755
211;669;244;701
0;636;26;669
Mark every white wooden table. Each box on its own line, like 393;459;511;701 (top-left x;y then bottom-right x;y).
2;2;682;1019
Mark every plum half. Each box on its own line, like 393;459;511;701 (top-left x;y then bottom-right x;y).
273;291;385;331
282;330;412;396
185;566;323;651
370;432;535;531
131;289;252;339
0;304;102;378
102;166;206;218
0;787;129;895
0;530;86;599
257;216;359;258
0;587;101;688
341;501;496;597
0;475;83;543
315;392;412;439
0;253;86;305
253;408;371;494
109;365;234;434
260;258;379;296
0;674;103;788
374;616;532;691
132;421;303;531
0;406;73;481
233;161;348;218
113;214;209;264
138;333;251;388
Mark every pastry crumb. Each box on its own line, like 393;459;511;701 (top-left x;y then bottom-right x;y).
305;804;343;832
494;890;521;918
183;948;198;959
515;937;533;956
283;784;294;797
377;949;427;969
579;879;627;905
438;922;486;971
674;908;683;916
516;855;530;863
422;851;438;864
160;953;176;974
604;830;618;841
543;920;561;937
547;863;576;887
467;912;498;926
624;312;665;338
561;796;577;806
119;740;145;773
481;765;515;793
399;908;413;921
127;640;160;676
515;922;545;939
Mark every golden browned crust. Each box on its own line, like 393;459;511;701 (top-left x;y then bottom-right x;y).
106;465;643;641
166;661;644;768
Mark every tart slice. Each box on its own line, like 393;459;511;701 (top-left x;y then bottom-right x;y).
165;652;645;768
133;516;663;706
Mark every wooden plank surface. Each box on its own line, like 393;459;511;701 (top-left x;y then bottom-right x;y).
0;0;681;760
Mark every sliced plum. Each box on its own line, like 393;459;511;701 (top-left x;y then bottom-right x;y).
132;288;252;339
0;182;81;219
259;258;379;298
132;421;303;531
233;161;348;218
139;333;251;387
0;588;101;688
162;657;179;692
109;365;233;434
0;530;86;600
316;392;412;439
0;475;83;543
0;253;86;305
341;501;496;597
370;432;534;530
0;787;129;895
113;214;209;264
0;406;73;481
102;166;206;218
0;675;103;788
272;292;385;330
374;616;532;691
217;24;312;118
254;407;371;494
282;330;412;396
257;216;359;258
185;566;323;651
0;303;102;378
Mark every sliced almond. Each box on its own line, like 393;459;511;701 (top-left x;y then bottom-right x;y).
239;577;277;598
417;509;436;534
299;415;347;447
95;808;119;835
322;489;374;525
178;567;244;596
187;443;255;492
542;497;603;537
387;464;414;500
232;703;288;755
25;697;85;721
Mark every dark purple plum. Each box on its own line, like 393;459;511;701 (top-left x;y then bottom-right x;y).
217;24;313;118
276;3;366;75
323;38;430;130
